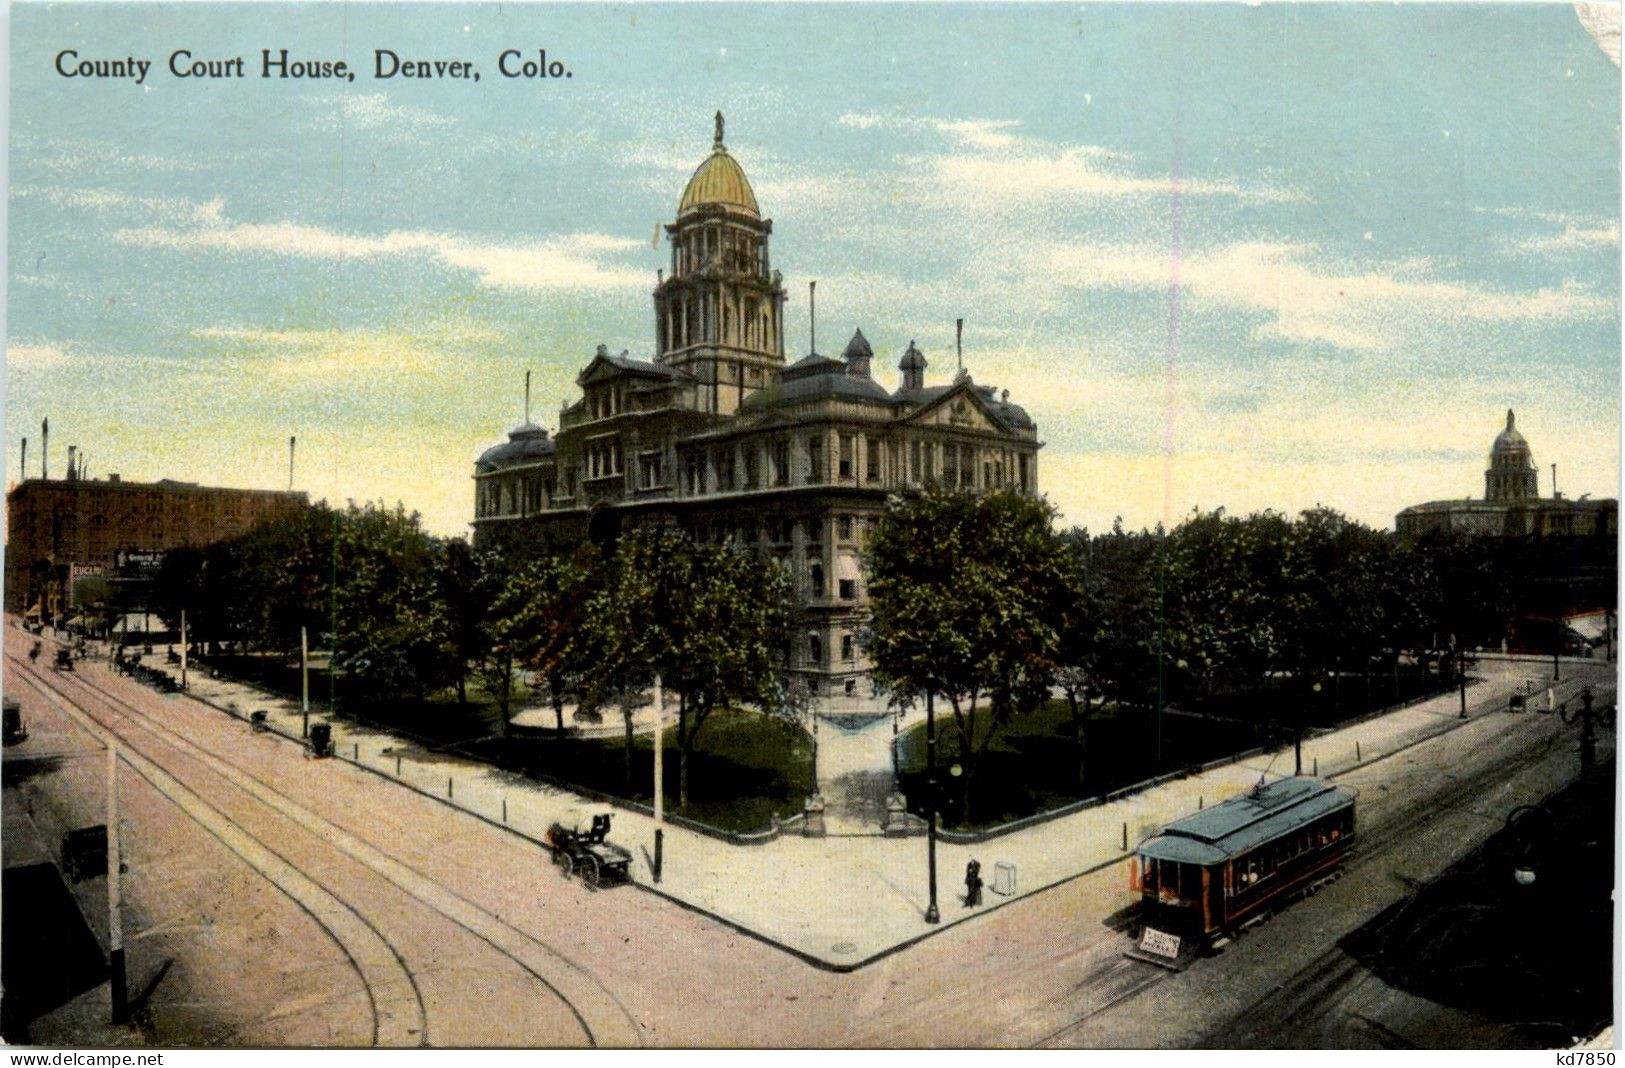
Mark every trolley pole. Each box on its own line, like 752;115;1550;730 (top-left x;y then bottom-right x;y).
107;746;127;1024
925;691;940;924
651;673;664;883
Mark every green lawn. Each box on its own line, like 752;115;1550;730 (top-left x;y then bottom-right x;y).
464;707;814;834
200;654;813;833
896;697;1266;831
898;668;1452;830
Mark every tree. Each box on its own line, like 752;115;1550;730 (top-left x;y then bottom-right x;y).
438;538;489;707
487;547;598;735
580;527;792;805
866;487;1072;822
330;502;455;705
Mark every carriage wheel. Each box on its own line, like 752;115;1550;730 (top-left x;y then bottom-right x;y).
555;850;574;878
583;855;601;889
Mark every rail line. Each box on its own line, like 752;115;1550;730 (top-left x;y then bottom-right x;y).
12;664;429;1047
11;649;644;1047
1029;689;1601;1049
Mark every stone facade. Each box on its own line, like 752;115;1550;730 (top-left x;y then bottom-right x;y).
472;116;1043;701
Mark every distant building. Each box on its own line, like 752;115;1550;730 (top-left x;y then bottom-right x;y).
472;115;1042;703
1395;410;1617;539
4;469;308;622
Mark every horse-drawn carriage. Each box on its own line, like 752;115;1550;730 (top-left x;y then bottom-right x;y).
545;810;632;888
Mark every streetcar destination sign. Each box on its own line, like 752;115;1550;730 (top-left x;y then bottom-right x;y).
1139;927;1182;960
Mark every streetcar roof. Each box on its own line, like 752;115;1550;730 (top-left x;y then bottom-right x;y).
1137;777;1354;865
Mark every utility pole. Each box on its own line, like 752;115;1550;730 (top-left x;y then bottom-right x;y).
301;625;310;738
651;673;664;883
107;746;127;1024
179;610;188;691
1458;647;1468;718
925;691;940;924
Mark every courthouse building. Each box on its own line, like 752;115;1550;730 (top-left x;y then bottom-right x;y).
472;115;1043;701
1395;409;1617;539
5;462;308;622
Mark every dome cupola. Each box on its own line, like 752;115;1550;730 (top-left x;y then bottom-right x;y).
1486;408;1538;501
677;112;760;219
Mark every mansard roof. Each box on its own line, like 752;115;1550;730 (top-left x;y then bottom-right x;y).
742;365;893;411
782;351;848;380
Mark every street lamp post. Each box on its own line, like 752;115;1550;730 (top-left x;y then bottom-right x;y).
652;673;664;883
1302;681;1319;776
1535;685;1614;778
1458;646;1468;719
925;690;940;925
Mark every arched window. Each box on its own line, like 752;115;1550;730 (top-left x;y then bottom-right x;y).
808;634;822;666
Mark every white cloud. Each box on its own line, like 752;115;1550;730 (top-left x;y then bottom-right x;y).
6;340;72;372
1042;240;1614;351
13;184;225;226
1501;215;1621;255
114;218;648;292
837;110;1299;205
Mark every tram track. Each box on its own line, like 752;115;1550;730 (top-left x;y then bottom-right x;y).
11;667;422;1047
1030;679;1610;1049
9;648;644;1047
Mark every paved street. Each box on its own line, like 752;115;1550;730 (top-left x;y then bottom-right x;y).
3;620;1614;1047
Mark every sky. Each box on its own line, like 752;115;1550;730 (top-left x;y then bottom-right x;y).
5;2;1620;539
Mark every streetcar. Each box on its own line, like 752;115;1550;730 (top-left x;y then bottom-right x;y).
1129;776;1356;964
3;697;26;745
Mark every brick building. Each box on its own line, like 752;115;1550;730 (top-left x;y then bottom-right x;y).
5;469;308;622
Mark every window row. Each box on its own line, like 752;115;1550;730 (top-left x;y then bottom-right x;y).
678;434;1034;496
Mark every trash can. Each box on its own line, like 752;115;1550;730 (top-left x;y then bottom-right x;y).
993;861;1017;896
309;722;332;757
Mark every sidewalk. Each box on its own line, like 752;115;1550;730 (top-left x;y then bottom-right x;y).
111;649;1613;970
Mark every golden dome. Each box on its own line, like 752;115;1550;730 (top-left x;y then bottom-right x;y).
677;113;759;219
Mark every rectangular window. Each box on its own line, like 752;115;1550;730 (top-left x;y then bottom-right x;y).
745;448;760;489
639;453;663;490
773;440;790;486
718;450;735;491
806;436;824;484
838;516;853;541
838;578;856;600
802;518;822;545
1018;455;1029;492
839;435;854;479
943;444;956;485
841;634;854;661
910;441;922;484
866;438;881;483
960;447;974;488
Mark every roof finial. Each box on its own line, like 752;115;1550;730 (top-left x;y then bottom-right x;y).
714;110;725;151
1506;408;1515;431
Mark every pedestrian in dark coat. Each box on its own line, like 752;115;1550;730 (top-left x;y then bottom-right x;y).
965;859;983;907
